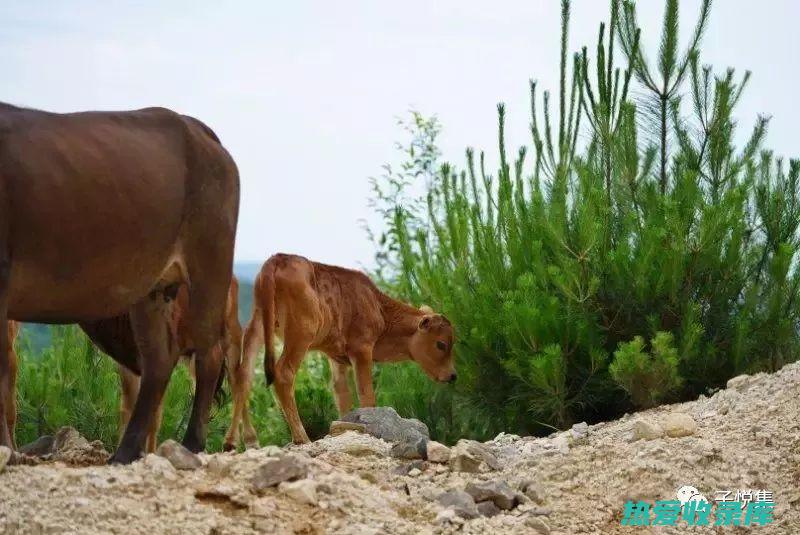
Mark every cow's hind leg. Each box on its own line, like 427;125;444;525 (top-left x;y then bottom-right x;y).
110;293;177;464
182;278;229;453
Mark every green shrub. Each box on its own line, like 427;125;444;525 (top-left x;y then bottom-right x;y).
609;332;683;409
366;0;800;439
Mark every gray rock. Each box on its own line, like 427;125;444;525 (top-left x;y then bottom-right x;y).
156;440;202;470
329;420;367;436
251;456;308;492
465;480;518;510
19;435;55;457
437;490;480;519
390;436;428;460
0;445;11;472
476;500;501;517
663;413;697;438
340;407;429;445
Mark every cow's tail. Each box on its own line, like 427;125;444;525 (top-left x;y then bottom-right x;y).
261;261;278;387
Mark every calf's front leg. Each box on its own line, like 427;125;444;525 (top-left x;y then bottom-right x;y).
351;346;376;408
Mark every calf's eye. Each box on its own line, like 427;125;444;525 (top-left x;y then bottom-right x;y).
436;341;447;351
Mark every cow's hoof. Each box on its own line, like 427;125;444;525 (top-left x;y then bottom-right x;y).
181;438;205;454
222;442;236;452
107;449;142;465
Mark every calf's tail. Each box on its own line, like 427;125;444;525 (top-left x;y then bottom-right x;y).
261;262;278;386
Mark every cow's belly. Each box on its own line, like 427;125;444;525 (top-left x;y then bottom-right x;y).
4;126;187;322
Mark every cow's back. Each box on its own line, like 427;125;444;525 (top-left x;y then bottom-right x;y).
0;105;229;323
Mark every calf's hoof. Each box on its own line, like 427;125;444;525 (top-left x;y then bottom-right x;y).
222;442;236;452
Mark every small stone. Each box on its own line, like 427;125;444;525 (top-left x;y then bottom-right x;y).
393;460;426;476
476;500;501;517
632;419;664;441
143;453;178;479
251;456;308;492
449;440;501;472
426;441;451;463
390;436;427;460
663;413;697;438
526;517;551;534
449;443;482;473
436;509;459;525
278;478;318;505
260;445;284;457
329;421;367;436
0;446;11;472
465;480;518;510
341;443;384;457
53;427;89;452
206;456;233;476
726;374;751;391
570;422;589;442
437;490;480;519
408;468;422;477
156;440;202;470
522;482;545;504
552;434;570;453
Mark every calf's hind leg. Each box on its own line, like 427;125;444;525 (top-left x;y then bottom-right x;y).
0;257;13;449
273;326;313;444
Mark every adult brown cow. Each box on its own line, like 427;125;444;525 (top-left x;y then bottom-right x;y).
238;253;456;444
0;102;239;463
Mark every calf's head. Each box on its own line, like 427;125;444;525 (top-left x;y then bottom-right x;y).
408;308;456;383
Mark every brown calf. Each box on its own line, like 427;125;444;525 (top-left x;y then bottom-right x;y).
238;253;456;444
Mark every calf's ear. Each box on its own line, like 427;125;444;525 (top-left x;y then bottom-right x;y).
418;316;432;331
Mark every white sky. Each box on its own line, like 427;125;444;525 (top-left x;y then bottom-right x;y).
2;1;798;267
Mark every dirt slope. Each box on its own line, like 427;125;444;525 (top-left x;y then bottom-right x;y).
1;361;799;534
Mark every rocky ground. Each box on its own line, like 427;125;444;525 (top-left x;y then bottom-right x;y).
1;361;799;534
